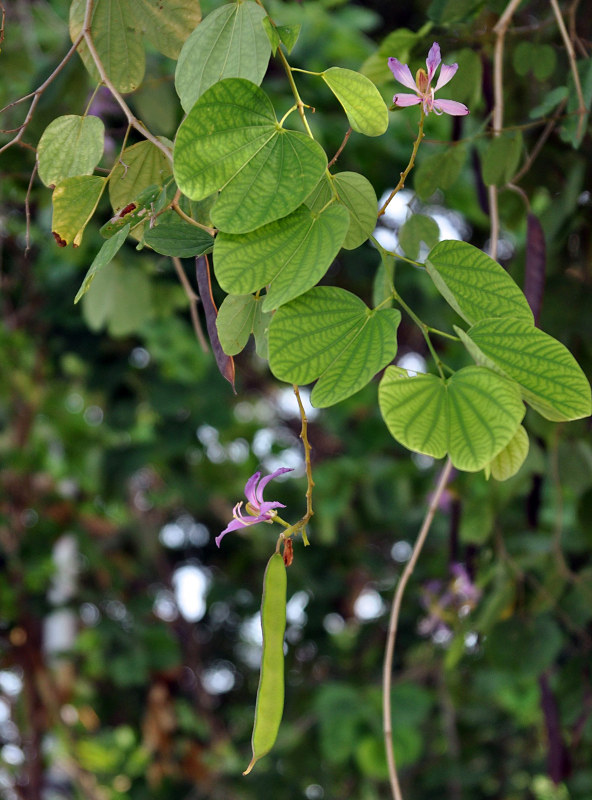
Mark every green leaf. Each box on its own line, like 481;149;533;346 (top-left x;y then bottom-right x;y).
75;224;130;304
174;79;327;233
304;175;333;213
560;57;592;149
456;317;592;421
529;86;568;120
378;365;525;471
488;424;529;481
175;2;270;113
486;615;563;676
70;0;145;93
143;212;214;257
361;27;427;85
52;176;106;247
322;67;388;137
213;203;350;311
82;261;153;337
414;145;466;200
269;287;401;407
262;17;281;55
398;214;439;260
133;0;201;60
425;240;534;325
216;294;272;356
443;48;482;107
109;140;173;214
37;115;104;187
332;172;378;250
482;131;523;187
277;24;300;54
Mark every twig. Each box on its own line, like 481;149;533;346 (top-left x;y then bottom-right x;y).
568;0;588;58
328;127;352;169
80;0;173;164
171;256;209;353
549;0;587;143
378;110;425;218
489;0;524;261
512;98;567;183
293;385;314;530
24;161;38;256
0;34;84;155
383;457;454;800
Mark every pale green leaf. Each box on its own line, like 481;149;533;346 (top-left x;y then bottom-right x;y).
37;115;104;187
109;140;173;214
75;224;130;304
262;16;281;55
482;131;523;187
333;172;378;250
322;67;388;137
457;317;592;421
144;212;214;257
174;79;327;233
277;24;300;54
426;240;534;325
414;145;466;200
304;175;333;213
398;214;439;260
214;203;350;311
52;176;106;247
269;287;401;407
378;365;525;471
70;0;145;93
133;0;201;60
216;294;264;356
175;2;270;113
82;262;153;337
489;425;529;481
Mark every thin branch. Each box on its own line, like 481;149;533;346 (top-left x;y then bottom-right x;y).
171;256;209;353
328;127;352;169
549;0;587;142
0;34;84;155
512;98;567;183
24;161;38;256
378;110;425;217
293;385;314;529
383;457;454;800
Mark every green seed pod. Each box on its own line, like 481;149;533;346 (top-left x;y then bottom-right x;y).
243;552;287;775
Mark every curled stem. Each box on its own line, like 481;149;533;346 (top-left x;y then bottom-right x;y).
383;457;454;800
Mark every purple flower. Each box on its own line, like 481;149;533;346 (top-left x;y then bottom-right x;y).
216;467;293;547
388;42;469;116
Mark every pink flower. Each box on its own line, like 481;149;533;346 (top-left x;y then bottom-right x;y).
388;42;469;116
216;467;293;547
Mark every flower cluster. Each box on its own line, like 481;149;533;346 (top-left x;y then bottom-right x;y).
388;42;469;116
418;563;481;641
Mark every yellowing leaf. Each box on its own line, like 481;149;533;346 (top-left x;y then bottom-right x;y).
52;176;106;247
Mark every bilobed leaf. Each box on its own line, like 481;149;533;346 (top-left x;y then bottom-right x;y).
333;172;378;250
70;0;145;93
277;24;300;54
414;145;466;200
133;0;201;60
268;287;401;407
378;365;525;471
262;16;281;55
174;79;327;234
489;425;529;481
305;175;333;213
426;240;534;325
144;212;214;257
175;2;270;113
482;131;523;187
109;140;173;214
52;176;106;247
398;214;439;260
456;317;592;421
213;203;350;311
322;67;388;137
216;294;265;356
75;224;130;304
37;115;104;187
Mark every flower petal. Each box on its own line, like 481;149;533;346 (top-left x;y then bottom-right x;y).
255;466;293;504
432;98;470;116
426;42;441;84
388;58;418;92
258;500;286;518
215;517;252;547
244;471;261;507
393;93;422;107
434;62;458;92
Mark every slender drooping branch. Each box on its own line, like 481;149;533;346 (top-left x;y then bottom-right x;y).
171;256;209;353
549;0;587;142
383;457;454;800
294;385;314;544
